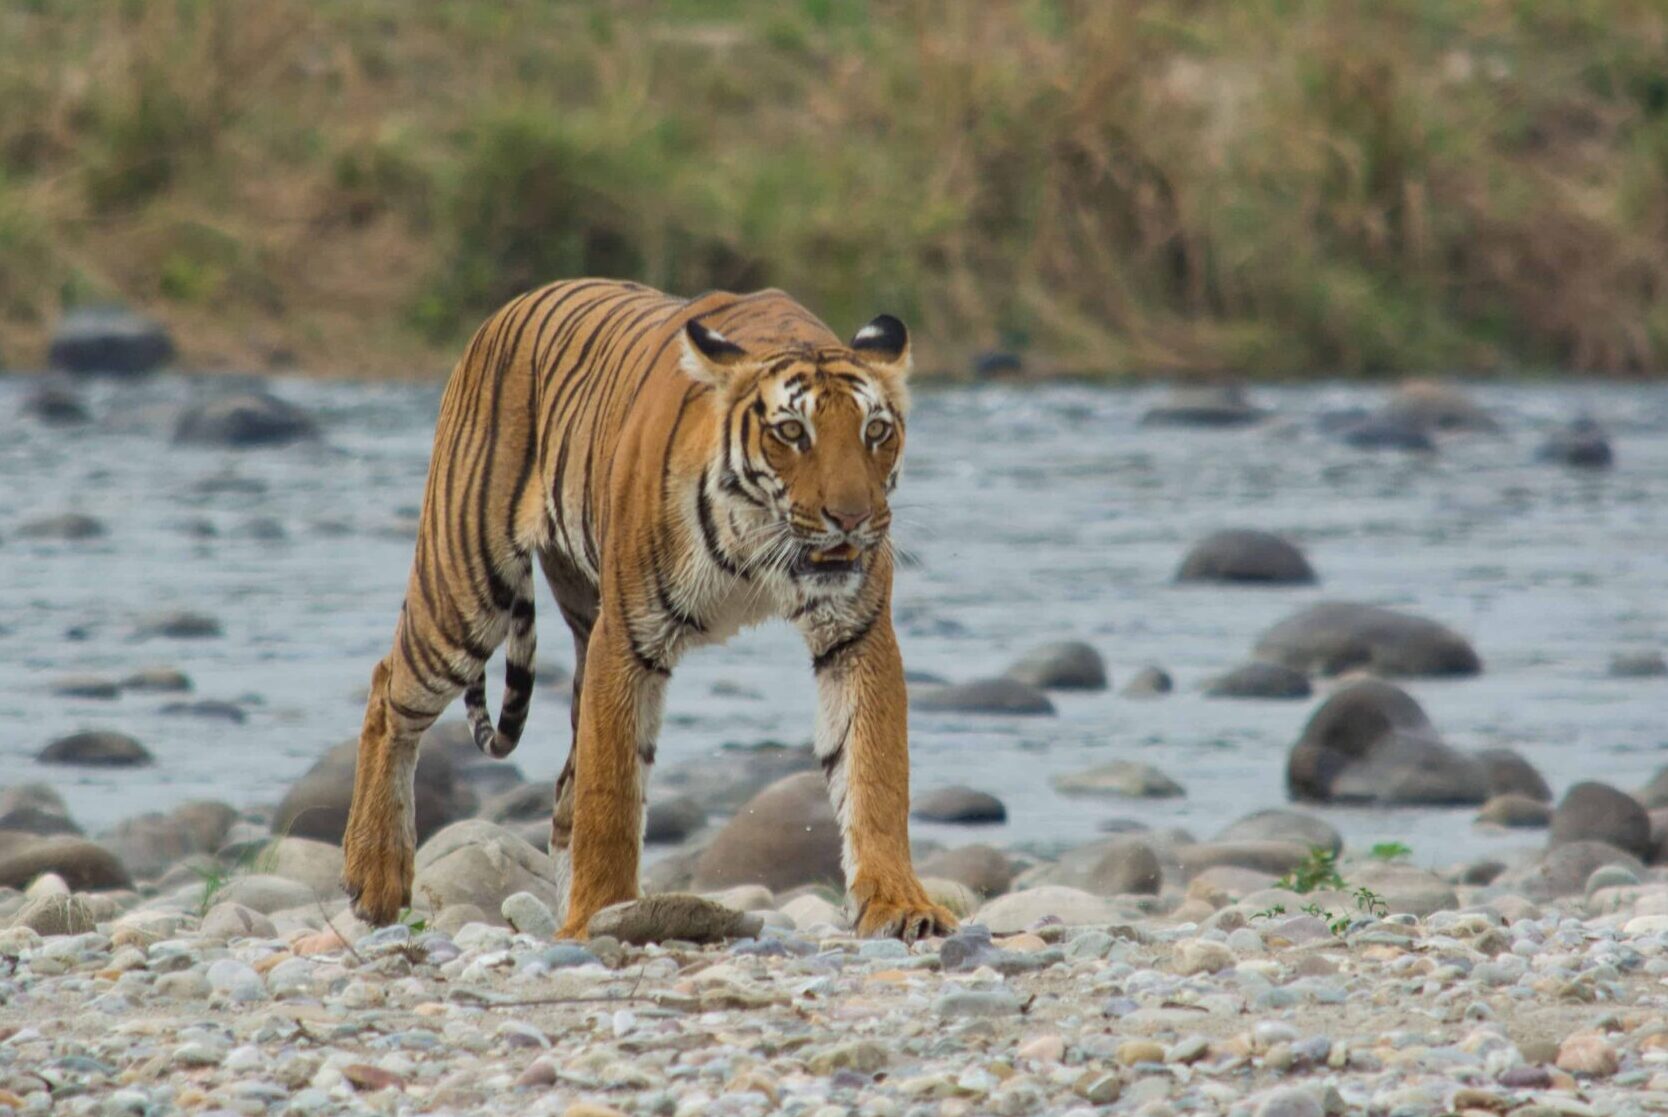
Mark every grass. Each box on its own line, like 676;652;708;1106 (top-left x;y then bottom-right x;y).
1;0;1665;378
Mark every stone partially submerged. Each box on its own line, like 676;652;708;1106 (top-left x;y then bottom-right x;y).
1254;601;1482;677
1286;680;1488;805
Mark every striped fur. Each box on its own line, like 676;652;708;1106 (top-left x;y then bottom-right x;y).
341;280;955;942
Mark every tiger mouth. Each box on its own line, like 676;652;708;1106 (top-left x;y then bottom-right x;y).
795;542;862;575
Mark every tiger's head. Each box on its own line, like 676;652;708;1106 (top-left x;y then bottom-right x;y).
681;314;911;588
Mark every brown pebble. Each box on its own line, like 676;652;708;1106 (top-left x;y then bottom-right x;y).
342;1064;405;1092
1115;1040;1165;1066
516;1060;557;1087
1555;1032;1618;1077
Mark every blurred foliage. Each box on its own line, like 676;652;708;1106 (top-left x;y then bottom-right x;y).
0;0;1665;377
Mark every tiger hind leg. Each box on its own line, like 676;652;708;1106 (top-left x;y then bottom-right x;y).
463;562;537;759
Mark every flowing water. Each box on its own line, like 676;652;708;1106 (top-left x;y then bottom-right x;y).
2;374;1665;870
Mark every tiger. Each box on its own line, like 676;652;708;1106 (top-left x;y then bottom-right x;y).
341;279;957;942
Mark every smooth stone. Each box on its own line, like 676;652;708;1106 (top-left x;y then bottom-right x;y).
16;512;107;541
0;835;133;891
975;886;1126;934
1140;384;1264;428
1214;809;1341;854
1611;651;1667;679
1052;761;1184;799
173;392;319;449
1175;529;1316;585
1121;666;1173;697
587;894;762;945
414;820;565;924
1549;781;1652;859
1493;841;1647;900
936;988;1024;1018
36;730;152;768
120;667;193;693
21;383;90;425
1255;601;1481;678
912;677;1056;716
49;675;120;700
1004;640;1108;691
502;892;558;939
1252;1087;1325;1117
1205;661;1312;700
48;306;174;375
1555;1034;1618;1077
643;795;707;844
1287;679;1487;805
1474;747;1553;801
917;844;1014;898
1477;794;1552;828
274;725;474;845
199;902;277;940
691;772;842;893
1030;836;1162;896
1536;418;1612;468
215;875;317;914
912;787;1007;824
9;894;98;936
136;610;223;638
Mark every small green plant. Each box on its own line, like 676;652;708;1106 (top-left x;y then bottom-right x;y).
192;862;230;915
398;908;428;934
1369;841;1413;862
1251;903;1287;921
1275;847;1347;894
1354;887;1388;920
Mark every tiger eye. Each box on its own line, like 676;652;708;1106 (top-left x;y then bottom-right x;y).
775;419;806;443
865;418;892;442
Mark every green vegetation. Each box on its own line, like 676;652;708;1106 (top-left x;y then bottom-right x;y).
1370;841;1414;862
1274;846;1347;894
1;0;1665;377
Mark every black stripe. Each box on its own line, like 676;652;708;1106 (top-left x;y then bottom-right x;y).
812;615;877;673
504;662;534;693
695;471;745;578
627;635;671;678
388;695;437;723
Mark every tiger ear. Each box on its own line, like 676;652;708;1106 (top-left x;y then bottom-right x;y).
680;319;749;386
851;314;910;375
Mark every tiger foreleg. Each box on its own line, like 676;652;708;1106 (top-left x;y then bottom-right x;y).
555;615;665;939
341;658;422;926
811;613;956;943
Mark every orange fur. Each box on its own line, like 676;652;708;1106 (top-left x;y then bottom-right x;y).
341;280;952;943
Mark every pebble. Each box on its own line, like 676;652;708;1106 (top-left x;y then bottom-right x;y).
501;891;558;939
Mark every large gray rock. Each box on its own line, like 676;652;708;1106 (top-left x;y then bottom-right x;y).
49;306;175;376
16;513;107;541
1003;641;1107;691
654;742;817;814
173;392;319;449
1493;841;1646;901
912;678;1055;716
1549;782;1652;859
1345;861;1458;917
1536;418;1612;469
258;837;346;898
1286;680;1488;805
418;720;527;798
272;726;474;846
1140;385;1264;428
1053;760;1184;800
0;833;133;891
691;773;842;893
587;894;762;945
0;785;79;836
1174;841;1314;880
1214;809;1341;855
1474;748;1552;802
917;845;1014;899
1611;651;1667;679
100;813;198;881
1330;412;1435;452
644;795;707;844
10;894;99;936
1176;530;1316;586
1476;795;1552;828
1383;380;1499;433
1204;661;1312;700
215;874;317;914
36;730;152;768
1121;666;1173;697
21;383;91;426
1254;602;1481;678
975;886;1127;933
912;787;1007;825
413;820;565;925
1030;837;1161;896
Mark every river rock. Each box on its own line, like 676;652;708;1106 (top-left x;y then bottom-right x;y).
100;813;199;881
1555;1033;1618;1077
644;795;707;844
1140;384;1264;428
780;893;846;931
912;787;1007;824
10;894;99;936
482;781;552;825
970;350;1024;380
691;773;842;893
0;834;133;891
912;677;1055;716
1033;836;1162;896
501;892;558;939
1215;809;1341;854
120;667;193;693
1344;861;1457;916
1474;747;1552;801
214;874;316;914
413;820;566;924
1333;412;1435;452
1383;379;1500;432
1549;781;1652;859
1175;530;1316;585
259;837;346;898
587;893;762;945
50;675;120;700
170;801;239;852
1053;760;1184;799
1536;417;1613;468
1205;661;1312;700
976;886;1126;933
136;610;223;638
1639;766;1668;809
1254;601;1481;677
1476;794;1552;828
917;844;1014;898
1252;1087;1325;1117
0;785;79;836
1611;651;1667;679
273;730;472;846
200;902;278;941
1121;666;1173;697
49;306;175;375
654;742;817;813
1287;680;1487;804
21;383;90;425
173;392;319;448
36;730;152;768
1174;841;1313;879
16;513;106;541
414;719;526;798
1003;641;1107;690
1493;841;1647;900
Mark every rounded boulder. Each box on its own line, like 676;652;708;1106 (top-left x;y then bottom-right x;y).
1176;530;1316;586
49;306;175;376
37;730;152;768
1254;601;1481;678
1204;661;1312;700
1286;680;1487;804
1003;640;1107;691
173;392;319;449
691;772;843;893
272;727;473;846
912;787;1007;825
912;677;1055;716
1549;782;1652;859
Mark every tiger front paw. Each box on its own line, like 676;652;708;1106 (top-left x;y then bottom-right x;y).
341;827;413;927
856;891;958;944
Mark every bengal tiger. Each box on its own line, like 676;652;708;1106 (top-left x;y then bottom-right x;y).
341;279;957;942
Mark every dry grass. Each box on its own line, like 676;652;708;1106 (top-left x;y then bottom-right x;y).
1;0;1665;378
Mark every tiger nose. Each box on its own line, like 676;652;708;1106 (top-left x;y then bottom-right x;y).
824;505;871;533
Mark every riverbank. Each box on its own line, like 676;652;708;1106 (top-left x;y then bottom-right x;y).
2;1;1666;378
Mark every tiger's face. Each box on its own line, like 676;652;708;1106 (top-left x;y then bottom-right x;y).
682;315;911;588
